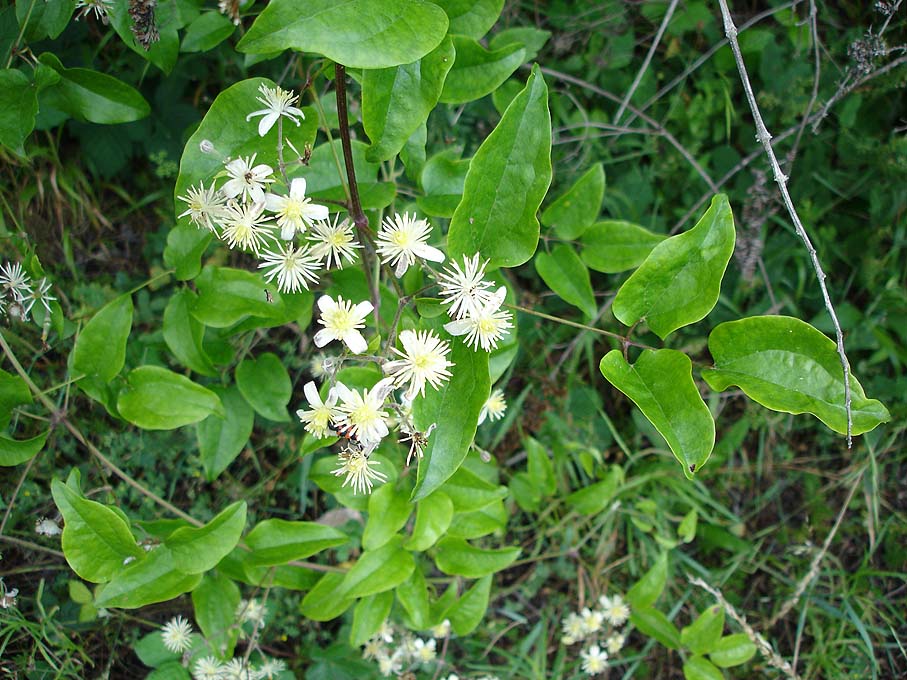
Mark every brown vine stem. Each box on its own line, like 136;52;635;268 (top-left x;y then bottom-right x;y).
716;0;854;445
505;303;657;352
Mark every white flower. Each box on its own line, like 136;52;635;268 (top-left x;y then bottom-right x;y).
35;517;62;536
0;261;32;301
258;242;320;293
437;253;496;320
376;620;395;643
599;593;630;626
375;212;444;277
606;632;626;655
222;659;254;680
192;656;226;680
430;618;451;638
222;154;274;204
376;650;403;677
561;611;585;645
0;587;18;609
413;637;436;663
308;214;361;269
221;201;274;255
383;329;453;399
160;615;193;653
333;378;394;446
264;178;329;240
296;381;342;439
478;388;507;425
22;277;55;317
246;83;305;137
314;295;373;354
444;287;513;352
236;598;267;625
255;657;287;679
580;607;605;635
362;636;384;660
177;181;226;232
580;644;608;674
75;0;112;22
331;448;388;495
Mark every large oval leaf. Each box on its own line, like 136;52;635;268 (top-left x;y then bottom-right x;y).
541;163;605;240
433;537;520;577
95;547;202;609
235;353;292;422
362;483;413;550
702;316;889;435
439;37;524;105
417;149;470;218
165;501;247;574
581;220;667;273
51;479;144;583
117;366;223;430
449;574;492;635
0;368;31;430
237;0;449;69
447;64;551;269
411;338;490;501
404;491;454;551
0;68;38;155
196;385;254;481
0;432;48;467
612;194;735;339
162;289;216;376
363;37;455;163
338;536;415;598
191;266;285;328
299;572;355;621
69;292;133;383
534;245;596;319
192;573;241;659
600;349;715;479
245;519;348;566
433;0;504;38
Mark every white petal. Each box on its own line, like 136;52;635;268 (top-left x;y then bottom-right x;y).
444;319;471;336
413;243;446;263
343;330;368;354
221;178;243;198
248;185;266;203
352;300;374;318
303;381;321;406
383;359;408;375
258;111;279;136
397;329;416;347
246;108;269;121
372;378;396;401
264;193;285;212
394;258;409;277
317;295;335;312
289;177;307;198
304;203;330;221
313;328;334;347
280;224;295;240
332;382;354;403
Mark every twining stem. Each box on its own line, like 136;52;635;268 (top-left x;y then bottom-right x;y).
716;0;853;445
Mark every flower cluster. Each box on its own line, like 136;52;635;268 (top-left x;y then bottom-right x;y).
176;85;362;295
361;619;450;678
0;261;55;325
438;254;514;352
561;592;631;675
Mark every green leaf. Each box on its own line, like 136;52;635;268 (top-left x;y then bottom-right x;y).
525;437;556;496
235;353;292;422
443;464;507;512
449;574;492;635
565;465;623;514
0;68;37;155
117;366;223;430
107;0;180;73
350;591;394;647
395;565;430;630
147;662;191;680
339;537;415;599
488;27;551;62
404;491;453;551
626;552;668;610
68;580;92;605
37;53;150;124
70;292;133;383
197;386;254;481
581;220;668;273
16;0;74;41
0;368;30;430
709;633;757;668
51;479;143;583
534;245;597;318
363;36;455;163
417;149;470;218
612;194;735;339
411;339;489;501
180;11;236;53
0;432;48;467
446;500;507;539
133;631;180;668
600;349;715;479
300;572;355;621
447;64;551;269
434;537;519;577
683;656;725;680
95;547;202;609
163;225;211;282
541;164;605;239
678;509;698;543
702;316;889;435
245;519;348;566
433;0;503;38
191;266;284;327
162;289;216;376
631;606;682;650
363;483;414;550
439;36;524;104
681;604;725;655
192;573;241;658
237;0;449;69
165;501;247;574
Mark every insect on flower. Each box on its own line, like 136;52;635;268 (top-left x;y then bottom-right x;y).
328;420;360;442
